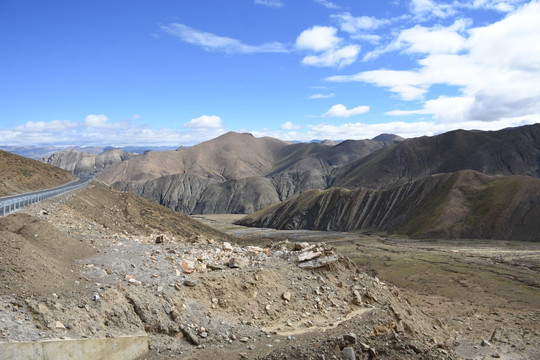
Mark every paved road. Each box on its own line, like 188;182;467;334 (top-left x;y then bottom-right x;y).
0;177;92;216
0;177;91;201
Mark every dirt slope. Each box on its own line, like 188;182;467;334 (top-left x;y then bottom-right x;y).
0;150;75;196
237;170;540;241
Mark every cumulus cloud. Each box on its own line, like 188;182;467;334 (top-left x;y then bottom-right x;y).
393;21;468;55
281;121;301;130
302;45;360;68
296;26;341;52
162;23;288;54
410;0;457;19
333;12;389;33
363;19;468;61
322;104;370;118
184;115;223;129
1;114;228;147
327;1;540;124
84;114;110;128
296;26;360;68
254;0;284;8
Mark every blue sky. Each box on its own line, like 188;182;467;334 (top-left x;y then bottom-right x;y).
1;0;539;147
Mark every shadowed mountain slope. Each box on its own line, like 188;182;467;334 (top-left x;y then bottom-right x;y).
237;170;540;241
0;150;75;197
334;124;540;190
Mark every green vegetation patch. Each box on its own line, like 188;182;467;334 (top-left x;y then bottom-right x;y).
392;174;458;237
464;176;523;224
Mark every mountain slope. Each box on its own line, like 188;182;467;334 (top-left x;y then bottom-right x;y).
334;124;540;190
40;149;135;177
0;150;75;197
237;170;540;241
97;132;288;186
96;132;395;214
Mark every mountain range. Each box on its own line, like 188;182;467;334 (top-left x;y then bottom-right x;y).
33;124;540;240
237;170;540;241
41;132;400;214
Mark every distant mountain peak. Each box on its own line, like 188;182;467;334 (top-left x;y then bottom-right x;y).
371;133;405;142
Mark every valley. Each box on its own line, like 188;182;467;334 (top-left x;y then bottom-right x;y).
1;124;539;359
195;214;540;359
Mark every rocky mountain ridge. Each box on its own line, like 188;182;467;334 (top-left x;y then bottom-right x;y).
40;148;136;177
334;124;540;190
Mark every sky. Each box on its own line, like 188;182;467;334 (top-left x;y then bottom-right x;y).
1;0;539;147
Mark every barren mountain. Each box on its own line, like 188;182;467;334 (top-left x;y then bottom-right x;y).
96;132;395;214
1;148;538;359
237;170;540;241
0;150;75;197
334;124;540;190
40;148;135;177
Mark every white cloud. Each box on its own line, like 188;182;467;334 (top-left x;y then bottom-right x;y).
281;121;301;130
254;0;284;8
1;115;229;147
314;0;340;9
328;1;540;123
302;45;360;68
251;115;539;143
323;104;370;118
15;120;77;131
462;0;527;12
409;0;527;20
296;26;341;52
184;115;223;129
309;92;335;99
333;12;389;33
410;0;456;19
393;21;468;55
84;114;110;128
162;23;288;54
328;70;427;100
363;20;468;60
296;26;360;68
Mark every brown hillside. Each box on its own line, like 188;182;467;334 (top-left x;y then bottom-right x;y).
97;132;288;186
0;150;75;197
40;148;135;177
96;133;393;214
238;170;540;241
334;123;540;190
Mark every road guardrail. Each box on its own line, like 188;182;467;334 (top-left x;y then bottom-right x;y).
0;178;93;217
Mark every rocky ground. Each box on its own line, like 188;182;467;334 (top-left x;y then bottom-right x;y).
1;182;538;359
